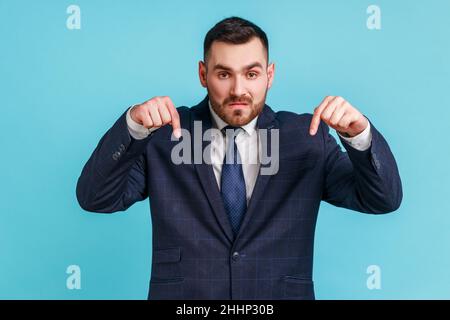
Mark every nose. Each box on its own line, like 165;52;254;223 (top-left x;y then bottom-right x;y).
230;76;246;97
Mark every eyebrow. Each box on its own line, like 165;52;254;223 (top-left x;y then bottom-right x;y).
212;62;264;72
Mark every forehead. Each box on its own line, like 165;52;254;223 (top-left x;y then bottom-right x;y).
207;37;267;70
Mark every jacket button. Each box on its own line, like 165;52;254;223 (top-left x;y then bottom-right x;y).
232;252;240;261
112;151;121;161
119;144;125;152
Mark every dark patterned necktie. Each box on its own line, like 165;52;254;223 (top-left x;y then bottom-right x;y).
220;125;247;237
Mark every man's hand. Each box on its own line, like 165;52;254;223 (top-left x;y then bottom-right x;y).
309;96;369;137
130;96;181;138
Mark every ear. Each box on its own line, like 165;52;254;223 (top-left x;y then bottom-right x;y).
267;62;275;89
199;61;207;88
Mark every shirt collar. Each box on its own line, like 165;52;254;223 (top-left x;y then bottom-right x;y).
208;99;258;136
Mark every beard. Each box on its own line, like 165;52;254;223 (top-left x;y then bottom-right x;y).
207;88;268;127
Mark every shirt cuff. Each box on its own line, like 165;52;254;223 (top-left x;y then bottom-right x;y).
338;119;372;151
126;106;158;140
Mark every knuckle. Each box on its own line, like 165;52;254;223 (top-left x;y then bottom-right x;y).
145;105;153;113
162;113;171;123
143;117;152;126
152;116;162;124
153;97;162;104
135;104;145;112
161;103;170;112
145;101;155;109
137;108;147;119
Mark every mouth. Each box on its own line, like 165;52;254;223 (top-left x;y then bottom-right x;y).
228;102;249;108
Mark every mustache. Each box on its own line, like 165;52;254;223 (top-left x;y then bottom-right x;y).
224;96;252;105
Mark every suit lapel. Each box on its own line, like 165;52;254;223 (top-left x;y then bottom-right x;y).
233;103;278;243
190;96;235;244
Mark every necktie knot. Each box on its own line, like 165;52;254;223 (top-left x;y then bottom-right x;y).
221;125;241;137
222;125;242;165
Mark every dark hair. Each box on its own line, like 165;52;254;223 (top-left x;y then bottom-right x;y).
203;16;269;64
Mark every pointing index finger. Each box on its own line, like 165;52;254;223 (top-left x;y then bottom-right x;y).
165;98;181;138
310;96;334;136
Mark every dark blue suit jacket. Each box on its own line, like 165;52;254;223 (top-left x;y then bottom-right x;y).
76;95;402;300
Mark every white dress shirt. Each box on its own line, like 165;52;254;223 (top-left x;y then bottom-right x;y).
125;100;372;204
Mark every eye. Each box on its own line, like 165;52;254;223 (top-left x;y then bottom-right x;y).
218;72;229;79
247;72;258;79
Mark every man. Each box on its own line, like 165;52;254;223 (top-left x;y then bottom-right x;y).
76;17;402;300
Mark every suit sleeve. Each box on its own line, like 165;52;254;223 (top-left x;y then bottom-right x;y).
76;109;152;213
321;118;403;214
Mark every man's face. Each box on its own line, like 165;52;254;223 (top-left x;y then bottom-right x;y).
199;37;275;127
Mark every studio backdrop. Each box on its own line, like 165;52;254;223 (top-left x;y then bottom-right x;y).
0;0;449;299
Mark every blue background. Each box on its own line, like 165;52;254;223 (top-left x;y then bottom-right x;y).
1;0;449;299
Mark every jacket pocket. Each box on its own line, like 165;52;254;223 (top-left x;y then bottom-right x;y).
282;275;314;299
283;275;313;284
150;276;184;284
150;247;184;286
